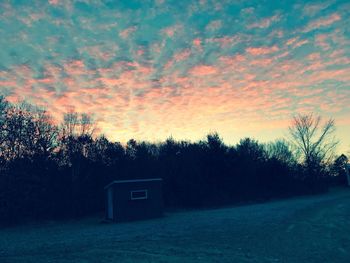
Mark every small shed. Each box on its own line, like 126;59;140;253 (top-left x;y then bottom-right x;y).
104;178;163;222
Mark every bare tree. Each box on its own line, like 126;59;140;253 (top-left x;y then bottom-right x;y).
288;113;338;174
0;102;34;159
62;111;95;138
80;113;95;136
0;99;58;160
32;108;58;156
62;111;79;137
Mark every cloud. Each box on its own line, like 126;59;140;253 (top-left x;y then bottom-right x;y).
206;35;241;48
161;24;182;38
315;34;331;50
247;14;281;29
78;44;119;61
0;0;349;152
246;46;279;56
119;26;137;39
189;65;217;76
48;0;59;6
302;2;333;16
0;81;17;87
303;13;341;32
205;20;222;31
294;39;309;48
192;38;202;50
164;49;191;70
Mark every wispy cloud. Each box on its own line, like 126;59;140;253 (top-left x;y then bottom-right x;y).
302;1;333;16
189;65;217;76
48;0;59;6
247;14;281;29
119;26;137;39
246;46;279;56
303;13;341;32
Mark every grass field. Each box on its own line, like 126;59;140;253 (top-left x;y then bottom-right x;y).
1;188;350;262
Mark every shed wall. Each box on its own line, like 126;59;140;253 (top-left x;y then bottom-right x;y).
107;180;163;222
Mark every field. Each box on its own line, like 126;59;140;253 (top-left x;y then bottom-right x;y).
1;188;350;263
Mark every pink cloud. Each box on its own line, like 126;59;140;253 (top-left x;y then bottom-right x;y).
164;49;191;70
286;37;298;46
219;54;246;65
302;2;332;17
304;13;341;32
285;37;310;51
269;30;284;38
241;7;255;15
189;65;217;76
36;78;55;84
12;64;33;78
329;49;345;59
161;24;182;38
247;14;280;29
206;20;222;31
251;58;273;67
79;45;118;61
0;81;17;86
315;34;331;50
62;60;95;78
119;26;137;39
193;38;202;48
48;0;59;5
246;46;279;56
173;49;191;62
206;35;241;48
307;53;321;61
136;49;145;56
309;68;350;83
294;39;309;48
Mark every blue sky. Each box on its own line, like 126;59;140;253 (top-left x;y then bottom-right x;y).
0;0;349;152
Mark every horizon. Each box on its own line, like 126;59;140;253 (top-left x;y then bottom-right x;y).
0;0;349;153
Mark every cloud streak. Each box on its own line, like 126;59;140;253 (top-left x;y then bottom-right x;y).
303;13;341;32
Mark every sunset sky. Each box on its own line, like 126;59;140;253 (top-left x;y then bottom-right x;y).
0;0;349;152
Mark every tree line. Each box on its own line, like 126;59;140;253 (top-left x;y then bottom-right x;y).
0;96;348;224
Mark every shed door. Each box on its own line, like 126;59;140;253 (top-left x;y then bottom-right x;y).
107;188;113;219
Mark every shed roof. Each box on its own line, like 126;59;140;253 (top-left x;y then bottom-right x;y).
104;178;162;189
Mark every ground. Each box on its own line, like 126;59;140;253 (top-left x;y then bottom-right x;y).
1;188;350;263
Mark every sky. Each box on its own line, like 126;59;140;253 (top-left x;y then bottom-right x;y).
0;0;349;152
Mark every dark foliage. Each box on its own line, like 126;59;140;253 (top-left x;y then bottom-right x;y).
0;97;345;224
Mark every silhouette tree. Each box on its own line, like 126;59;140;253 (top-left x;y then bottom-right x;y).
0;96;9;159
331;154;349;185
80;113;95;136
236;137;267;162
265;139;295;166
62;111;79;137
0;96;342;224
233;138;268;199
288;113;338;180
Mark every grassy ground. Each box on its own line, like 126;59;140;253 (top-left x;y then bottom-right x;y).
1;188;350;262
